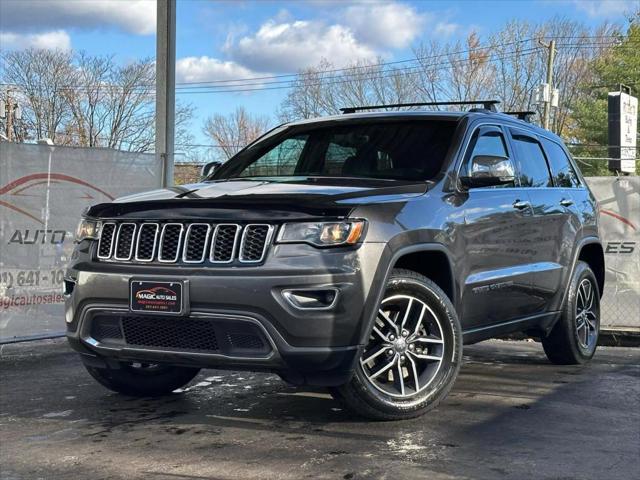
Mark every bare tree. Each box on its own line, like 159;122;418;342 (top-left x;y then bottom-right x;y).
280;18;621;135
1;49;195;153
202;106;271;160
1;49;74;143
278;57;419;122
64;52;113;147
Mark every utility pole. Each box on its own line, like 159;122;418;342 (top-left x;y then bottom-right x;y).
539;39;556;131
156;0;177;187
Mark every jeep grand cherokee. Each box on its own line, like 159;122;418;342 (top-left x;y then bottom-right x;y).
65;102;604;420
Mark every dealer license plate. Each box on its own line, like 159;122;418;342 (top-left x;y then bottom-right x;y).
130;280;184;315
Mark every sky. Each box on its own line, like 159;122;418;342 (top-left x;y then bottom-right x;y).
0;0;638;151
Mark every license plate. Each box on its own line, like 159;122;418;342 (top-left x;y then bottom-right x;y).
130;280;184;315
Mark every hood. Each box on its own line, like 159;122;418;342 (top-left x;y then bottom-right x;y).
86;178;429;221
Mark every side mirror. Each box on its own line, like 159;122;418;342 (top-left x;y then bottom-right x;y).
460;155;515;188
200;161;222;180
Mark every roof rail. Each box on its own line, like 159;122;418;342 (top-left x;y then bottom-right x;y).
503;111;536;122
340;100;500;114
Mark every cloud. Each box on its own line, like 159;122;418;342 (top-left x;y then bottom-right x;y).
0;0;155;35
176;56;261;83
343;2;426;49
572;0;637;17
434;21;460;37
224;19;377;73
0;30;71;51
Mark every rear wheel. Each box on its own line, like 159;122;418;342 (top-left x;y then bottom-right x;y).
85;361;200;396
331;269;462;420
542;261;600;365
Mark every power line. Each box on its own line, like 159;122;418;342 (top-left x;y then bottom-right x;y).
175;49;545;95
1;35;626;93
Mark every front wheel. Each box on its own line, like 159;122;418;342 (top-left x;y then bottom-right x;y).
331;269;462;420
85;361;200;396
542;261;600;365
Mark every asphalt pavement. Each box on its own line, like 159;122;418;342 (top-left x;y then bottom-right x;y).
1;339;638;480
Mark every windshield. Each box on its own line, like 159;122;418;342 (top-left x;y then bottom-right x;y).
212;120;458;182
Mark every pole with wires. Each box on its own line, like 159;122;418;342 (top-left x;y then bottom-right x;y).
539;39;556;131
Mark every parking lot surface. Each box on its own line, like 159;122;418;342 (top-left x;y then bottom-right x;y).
1;339;638;480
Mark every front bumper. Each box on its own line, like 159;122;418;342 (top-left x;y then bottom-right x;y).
65;242;386;386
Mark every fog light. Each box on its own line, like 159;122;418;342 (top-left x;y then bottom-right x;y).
63;278;76;297
282;288;339;310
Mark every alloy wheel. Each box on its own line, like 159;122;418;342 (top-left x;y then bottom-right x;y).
575;278;598;349
360;294;445;398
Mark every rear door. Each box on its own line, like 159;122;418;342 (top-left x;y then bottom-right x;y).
507;129;575;314
458;124;537;329
539;137;586;310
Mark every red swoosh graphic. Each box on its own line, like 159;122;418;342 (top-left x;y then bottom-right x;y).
0;200;44;225
0;173;115;200
11;180;60;196
600;209;637;231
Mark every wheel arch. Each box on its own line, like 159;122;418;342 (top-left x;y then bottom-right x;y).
393;249;456;303
358;243;457;346
577;241;605;297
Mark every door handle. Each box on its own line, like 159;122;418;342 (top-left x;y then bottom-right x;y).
512;200;530;210
560;198;574;207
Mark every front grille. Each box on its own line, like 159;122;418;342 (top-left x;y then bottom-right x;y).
89;314;273;357
227;333;265;350
122;316;219;352
96;221;273;265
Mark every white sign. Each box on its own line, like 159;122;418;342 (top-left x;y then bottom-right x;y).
608;90;638;173
0;143;162;341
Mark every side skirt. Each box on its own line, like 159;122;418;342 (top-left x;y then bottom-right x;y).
462;311;560;345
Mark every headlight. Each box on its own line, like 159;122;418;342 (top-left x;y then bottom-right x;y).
75;218;100;243
277;220;365;247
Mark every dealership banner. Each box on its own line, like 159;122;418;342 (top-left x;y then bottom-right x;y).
0;148;637;342
0;143;161;342
586;176;640;329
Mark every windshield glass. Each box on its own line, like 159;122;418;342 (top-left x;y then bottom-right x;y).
212;120;458;182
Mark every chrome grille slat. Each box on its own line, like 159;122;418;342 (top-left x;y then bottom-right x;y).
183;223;211;263
96;221;273;265
158;223;184;263
114;223;137;261
97;222;116;259
135;223;159;262
210;224;241;263
239;224;274;263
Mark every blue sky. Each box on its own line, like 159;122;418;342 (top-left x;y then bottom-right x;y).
1;0;638;150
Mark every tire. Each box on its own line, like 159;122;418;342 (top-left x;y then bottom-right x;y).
542;261;600;365
331;268;463;421
85;361;200;396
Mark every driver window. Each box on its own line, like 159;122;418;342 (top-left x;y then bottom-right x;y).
464;128;512;188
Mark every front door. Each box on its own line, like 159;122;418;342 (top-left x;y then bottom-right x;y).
458;125;538;329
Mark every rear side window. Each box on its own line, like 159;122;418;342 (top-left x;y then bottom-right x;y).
541;139;581;188
510;132;552;187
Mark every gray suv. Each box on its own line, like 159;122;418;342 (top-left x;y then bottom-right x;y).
66;102;604;420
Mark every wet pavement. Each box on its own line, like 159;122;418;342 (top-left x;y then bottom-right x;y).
1;338;638;480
